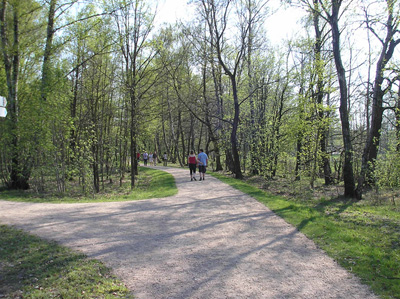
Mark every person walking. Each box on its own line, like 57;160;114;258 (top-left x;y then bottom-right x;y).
153;151;158;166
149;152;154;165
136;152;141;166
188;151;197;181
143;151;148;166
197;149;208;181
163;152;168;166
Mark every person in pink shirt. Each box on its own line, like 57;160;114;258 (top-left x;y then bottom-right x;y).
188;150;197;181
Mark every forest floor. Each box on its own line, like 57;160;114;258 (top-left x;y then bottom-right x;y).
0;166;378;299
238;172;400;206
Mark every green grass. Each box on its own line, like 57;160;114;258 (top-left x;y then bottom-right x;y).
211;172;400;299
0;225;133;298
0;167;177;203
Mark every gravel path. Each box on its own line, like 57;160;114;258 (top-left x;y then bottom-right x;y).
0;167;377;299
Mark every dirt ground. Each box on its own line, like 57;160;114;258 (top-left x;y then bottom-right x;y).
0;167;378;298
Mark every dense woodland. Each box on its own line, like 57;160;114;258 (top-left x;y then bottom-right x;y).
0;0;399;200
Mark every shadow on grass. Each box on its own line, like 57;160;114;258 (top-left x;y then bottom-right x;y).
314;196;355;213
0;225;132;298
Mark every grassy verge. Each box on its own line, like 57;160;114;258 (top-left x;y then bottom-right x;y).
0;225;133;298
0;167;177;203
211;172;400;299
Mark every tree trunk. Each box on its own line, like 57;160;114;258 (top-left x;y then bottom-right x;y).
356;0;400;198
210;49;224;172
130;92;136;188
295;138;302;181
225;149;235;173
271;87;286;178
329;0;356;197
230;77;243;179
396;81;400;152
179;111;186;165
161;95;171;157
40;0;57;102
202;0;243;179
247;3;258;175
0;1;29;189
313;0;333;185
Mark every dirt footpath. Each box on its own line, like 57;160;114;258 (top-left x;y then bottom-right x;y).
0;167;377;299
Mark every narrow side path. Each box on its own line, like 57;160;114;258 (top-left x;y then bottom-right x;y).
0;167;377;299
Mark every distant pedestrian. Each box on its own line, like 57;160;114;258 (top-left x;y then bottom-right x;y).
188;150;197;181
149;152;154;164
143;151;148;166
136;152;140;166
197;149;208;181
163;152;168;166
153;151;158;166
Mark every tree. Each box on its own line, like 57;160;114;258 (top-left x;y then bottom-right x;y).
356;0;400;198
243;0;268;175
311;0;333;185
0;0;29;189
319;0;356;197
396;80;400;151
40;0;57;103
198;0;254;179
111;0;159;188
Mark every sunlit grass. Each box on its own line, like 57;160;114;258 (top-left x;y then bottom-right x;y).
211;172;400;299
0;167;177;203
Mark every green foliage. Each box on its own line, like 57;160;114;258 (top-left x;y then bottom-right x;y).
375;141;400;188
0;225;133;298
0;0;398;203
211;172;400;299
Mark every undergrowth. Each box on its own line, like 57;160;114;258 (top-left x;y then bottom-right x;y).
0;167;177;203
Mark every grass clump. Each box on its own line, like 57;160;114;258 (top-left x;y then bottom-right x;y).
0;225;133;298
0;167;177;203
211;172;400;299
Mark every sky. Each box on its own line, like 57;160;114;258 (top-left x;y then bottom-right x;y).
154;0;399;73
156;0;305;45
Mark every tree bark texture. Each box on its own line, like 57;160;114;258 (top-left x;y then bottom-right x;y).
40;0;57;102
328;0;356;197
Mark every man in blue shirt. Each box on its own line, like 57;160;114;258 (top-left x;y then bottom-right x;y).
197;149;208;181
